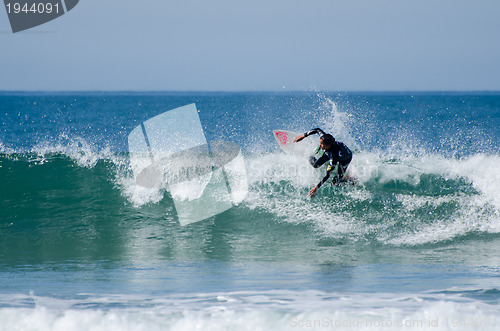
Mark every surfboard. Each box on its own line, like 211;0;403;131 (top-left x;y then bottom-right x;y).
272;130;318;158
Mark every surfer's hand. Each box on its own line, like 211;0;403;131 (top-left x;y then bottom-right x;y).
294;134;305;143
308;186;318;199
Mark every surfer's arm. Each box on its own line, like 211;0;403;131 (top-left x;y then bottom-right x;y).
309;165;332;198
295;128;326;143
293;134;305;143
304;128;326;138
317;172;331;188
309;153;329;168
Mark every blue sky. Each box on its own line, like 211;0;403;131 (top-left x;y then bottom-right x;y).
1;0;499;91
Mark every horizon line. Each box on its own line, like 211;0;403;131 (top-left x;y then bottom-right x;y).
1;89;500;94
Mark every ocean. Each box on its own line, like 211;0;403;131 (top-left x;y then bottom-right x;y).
1;91;499;330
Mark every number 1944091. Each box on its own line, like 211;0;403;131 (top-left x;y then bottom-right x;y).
6;2;60;14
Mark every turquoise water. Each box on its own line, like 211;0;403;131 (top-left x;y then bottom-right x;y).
1;92;499;330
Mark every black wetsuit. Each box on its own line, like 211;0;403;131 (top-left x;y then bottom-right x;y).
303;128;353;188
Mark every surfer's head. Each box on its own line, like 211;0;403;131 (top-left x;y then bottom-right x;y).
319;134;335;150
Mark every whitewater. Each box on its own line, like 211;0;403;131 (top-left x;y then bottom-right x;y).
0;91;499;330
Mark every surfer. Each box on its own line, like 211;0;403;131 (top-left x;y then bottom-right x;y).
294;128;352;198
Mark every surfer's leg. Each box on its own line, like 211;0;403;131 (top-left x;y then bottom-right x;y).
331;163;341;184
330;162;345;184
338;151;352;178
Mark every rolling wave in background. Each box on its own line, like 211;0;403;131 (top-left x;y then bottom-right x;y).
1;92;499;330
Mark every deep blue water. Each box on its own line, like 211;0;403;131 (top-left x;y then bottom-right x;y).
1;92;499;330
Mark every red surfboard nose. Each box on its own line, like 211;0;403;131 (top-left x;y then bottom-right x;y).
275;131;288;145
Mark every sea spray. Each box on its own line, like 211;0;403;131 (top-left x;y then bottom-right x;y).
1;92;499;330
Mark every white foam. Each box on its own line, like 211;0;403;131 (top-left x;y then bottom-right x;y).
243;147;500;245
1;291;498;331
0;140;16;154
21;136;167;208
116;175;166;207
29;135;114;168
381;153;500;245
445;153;500;209
318;96;359;150
244;151;370;240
